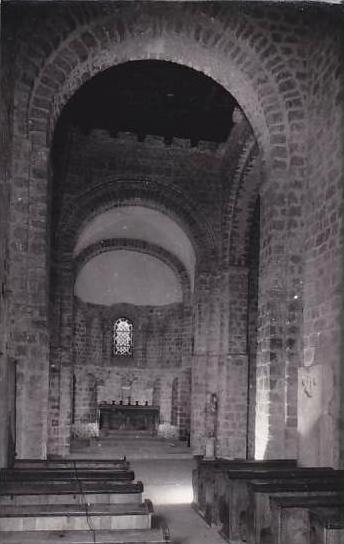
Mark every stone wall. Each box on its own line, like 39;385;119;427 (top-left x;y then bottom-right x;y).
0;15;16;467
247;200;260;458
191;266;250;457
299;15;344;468
1;2;343;463
71;298;191;439
74;366;187;429
53;129;223;262
73;299;187;369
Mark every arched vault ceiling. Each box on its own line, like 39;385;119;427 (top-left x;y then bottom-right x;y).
74;206;196;288
74;250;183;307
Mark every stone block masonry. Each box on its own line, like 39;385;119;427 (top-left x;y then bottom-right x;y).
0;1;343;467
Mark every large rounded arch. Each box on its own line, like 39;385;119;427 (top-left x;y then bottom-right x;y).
219;114;261;267
7;2;308;459
21;2;305;163
225;132;260;267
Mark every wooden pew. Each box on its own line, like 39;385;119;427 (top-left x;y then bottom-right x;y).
0;514;171;544
13;458;129;470
0;457;172;544
0;525;171;544
192;457;297;523
0;481;144;506
309;507;344;544
269;494;344;544
213;467;334;542
0;500;154;532
0;469;135;482
247;475;344;544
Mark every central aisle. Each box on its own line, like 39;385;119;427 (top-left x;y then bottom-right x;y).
131;458;226;544
70;435;226;543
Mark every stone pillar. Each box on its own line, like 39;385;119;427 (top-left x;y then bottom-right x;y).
74;371;97;426
217;266;249;458
204;272;222;451
103;318;112;365
255;170;303;460
10;140;51;459
255;292;288;459
181;304;193;369
0;24;15;467
160;378;172;425
73;305;87;367
92;316;103;367
177;368;192;440
47;259;74;457
191;270;212;454
217;354;248;458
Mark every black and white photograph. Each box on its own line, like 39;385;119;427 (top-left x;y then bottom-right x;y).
0;0;344;542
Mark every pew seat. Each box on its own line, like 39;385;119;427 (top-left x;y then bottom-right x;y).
13;458;129;470
0;500;153;532
0;481;144;505
1;457;171;544
0;526;170;544
0;469;135;482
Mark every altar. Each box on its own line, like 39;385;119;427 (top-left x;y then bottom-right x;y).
99;402;160;435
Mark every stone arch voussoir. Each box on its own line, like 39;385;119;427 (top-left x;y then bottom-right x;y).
18;2;306;171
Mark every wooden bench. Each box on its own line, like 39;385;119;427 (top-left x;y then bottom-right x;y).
309;507;344;544
13;458;129;470
0;457;172;544
0;500;154;532
213;467;334;541
0;526;170;543
269;494;344;544
0;469;135;482
0;481;144;506
192;457;297;521
247;475;344;544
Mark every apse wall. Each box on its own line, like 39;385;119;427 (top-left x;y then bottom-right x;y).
72;299;192;439
73;299;187;369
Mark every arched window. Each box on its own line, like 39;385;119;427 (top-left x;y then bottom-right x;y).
113;318;133;356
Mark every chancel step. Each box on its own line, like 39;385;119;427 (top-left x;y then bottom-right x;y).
0;500;153;532
0;481;143;505
0;469;135;482
0;526;170;544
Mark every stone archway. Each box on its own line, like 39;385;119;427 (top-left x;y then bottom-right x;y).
8;2;308;458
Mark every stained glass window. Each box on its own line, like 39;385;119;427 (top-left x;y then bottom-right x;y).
114;318;133;356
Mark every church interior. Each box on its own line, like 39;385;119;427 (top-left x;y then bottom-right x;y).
1;1;344;543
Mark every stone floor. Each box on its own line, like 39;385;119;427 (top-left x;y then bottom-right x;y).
71;433;191;459
69;434;226;544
